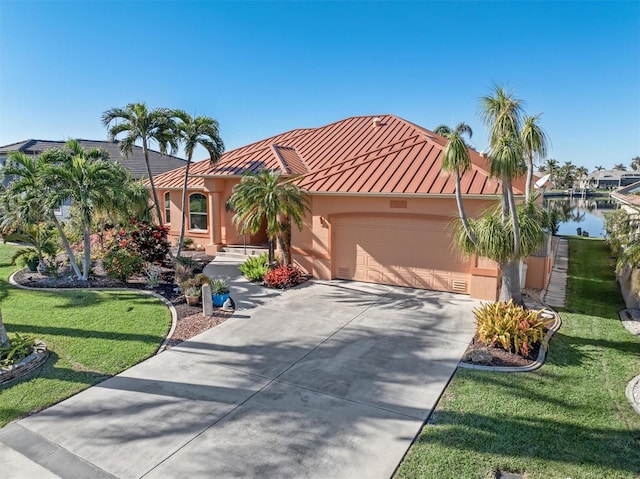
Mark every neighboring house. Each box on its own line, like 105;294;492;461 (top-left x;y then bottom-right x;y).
0;139;186;219
585;169;640;189
611;180;640;213
152;114;553;301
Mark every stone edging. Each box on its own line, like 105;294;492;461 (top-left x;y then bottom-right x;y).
619;309;640;337
458;310;562;373
8;271;178;354
0;340;49;386
626;374;640;416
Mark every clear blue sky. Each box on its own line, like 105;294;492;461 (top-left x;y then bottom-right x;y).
1;1;638;171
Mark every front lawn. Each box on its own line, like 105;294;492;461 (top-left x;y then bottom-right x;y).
0;244;171;427
396;237;640;478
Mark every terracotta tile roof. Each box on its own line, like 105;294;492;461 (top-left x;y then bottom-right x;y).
151;114;525;195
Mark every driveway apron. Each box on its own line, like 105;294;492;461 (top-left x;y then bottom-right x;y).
0;261;478;479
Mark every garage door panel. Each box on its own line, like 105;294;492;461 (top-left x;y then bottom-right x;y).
334;215;469;294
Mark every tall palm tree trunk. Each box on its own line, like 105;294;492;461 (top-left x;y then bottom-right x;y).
82;227;92;280
176;153;193;258
525;152;534;203
142;143;163;225
500;259;522;303
454;174;476;246
51;214;83;279
0;310;9;347
506;184;521;257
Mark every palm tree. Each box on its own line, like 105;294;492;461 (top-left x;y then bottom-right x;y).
542;158;559;183
557;161;577;189
228;170;309;263
595;165;605;171
3;150;84;278
575;166;588;185
435;122;476;245
5;223;57;267
44;140;129;280
631;156;640;171
613;163;627;171
520;114;548;202
454;201;544;292
102;103;179;224
479;85;531;302
174;111;224;258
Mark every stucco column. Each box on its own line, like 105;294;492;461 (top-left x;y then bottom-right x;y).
211;192;222;245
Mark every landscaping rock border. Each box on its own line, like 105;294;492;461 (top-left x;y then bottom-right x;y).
626;374;640;416
8;271;178;354
619;309;640;337
0;340;49;386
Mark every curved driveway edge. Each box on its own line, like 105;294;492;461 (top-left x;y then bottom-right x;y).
8;271;178;354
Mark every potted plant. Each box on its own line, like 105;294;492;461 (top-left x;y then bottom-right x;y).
210;279;230;307
180;278;201;306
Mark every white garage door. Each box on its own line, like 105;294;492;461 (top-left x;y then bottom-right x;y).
333;215;470;293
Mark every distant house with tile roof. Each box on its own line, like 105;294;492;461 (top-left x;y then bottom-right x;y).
0;139;186;219
585;169;640;189
0;139;186;185
152;114;552;301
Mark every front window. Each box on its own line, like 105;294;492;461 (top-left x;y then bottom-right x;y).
164;192;171;224
189;193;207;230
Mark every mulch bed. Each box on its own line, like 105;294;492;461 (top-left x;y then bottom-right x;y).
461;334;541;368
11;251;233;349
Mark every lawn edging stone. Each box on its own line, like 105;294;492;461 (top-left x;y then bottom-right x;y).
619;309;640;337
8;271;178;354
626;374;640;416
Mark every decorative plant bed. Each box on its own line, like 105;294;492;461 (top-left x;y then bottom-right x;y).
459;292;561;372
0;340;49;386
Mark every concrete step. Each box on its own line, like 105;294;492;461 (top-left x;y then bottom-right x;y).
216;246;270;261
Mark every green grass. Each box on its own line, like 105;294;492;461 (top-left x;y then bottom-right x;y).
0;244;171;427
396;237;640;479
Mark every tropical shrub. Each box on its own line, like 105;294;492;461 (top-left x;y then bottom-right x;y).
0;333;35;367
12;249;40;268
103;248;144;283
474;300;552;357
174;256;196;285
263;264;304;289
239;253;270;282
113;219;170;263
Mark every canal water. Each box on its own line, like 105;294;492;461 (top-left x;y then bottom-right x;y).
542;196;618;238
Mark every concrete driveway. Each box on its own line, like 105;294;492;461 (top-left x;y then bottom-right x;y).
0;260;478;479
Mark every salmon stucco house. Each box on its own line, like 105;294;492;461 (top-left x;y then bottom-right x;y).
152;114;554;301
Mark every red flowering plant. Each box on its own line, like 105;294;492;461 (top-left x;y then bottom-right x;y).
111;219;170;264
263;264;305;289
